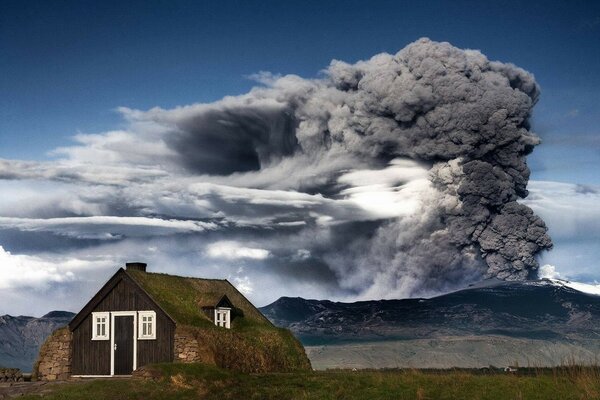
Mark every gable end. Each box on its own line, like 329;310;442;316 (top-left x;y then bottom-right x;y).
68;268;175;331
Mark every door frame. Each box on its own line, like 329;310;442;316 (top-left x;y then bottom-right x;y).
110;311;137;376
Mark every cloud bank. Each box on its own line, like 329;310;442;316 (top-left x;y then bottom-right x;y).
0;38;554;312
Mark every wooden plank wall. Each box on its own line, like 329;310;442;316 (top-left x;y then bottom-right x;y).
71;277;175;375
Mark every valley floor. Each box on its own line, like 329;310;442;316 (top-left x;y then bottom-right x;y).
15;363;600;400
305;336;600;370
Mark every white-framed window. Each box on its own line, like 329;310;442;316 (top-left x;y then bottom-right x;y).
214;307;231;329
92;312;110;340
138;311;156;340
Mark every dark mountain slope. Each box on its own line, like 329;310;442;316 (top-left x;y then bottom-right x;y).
260;280;600;345
0;311;74;371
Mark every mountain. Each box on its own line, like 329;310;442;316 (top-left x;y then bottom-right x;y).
260;279;600;369
0;311;74;372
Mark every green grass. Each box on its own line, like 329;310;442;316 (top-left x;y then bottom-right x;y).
126;270;271;328
175;322;311;372
127;271;215;328
21;363;600;400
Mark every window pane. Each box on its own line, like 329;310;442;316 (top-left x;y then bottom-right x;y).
148;323;152;336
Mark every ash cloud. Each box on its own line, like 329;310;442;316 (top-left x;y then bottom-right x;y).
175;37;552;291
0;38;552;301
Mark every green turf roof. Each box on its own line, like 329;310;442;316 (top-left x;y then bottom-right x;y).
126;269;272;329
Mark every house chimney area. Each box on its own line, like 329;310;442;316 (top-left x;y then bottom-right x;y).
125;262;147;272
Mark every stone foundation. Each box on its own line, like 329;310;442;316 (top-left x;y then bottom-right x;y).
33;327;72;381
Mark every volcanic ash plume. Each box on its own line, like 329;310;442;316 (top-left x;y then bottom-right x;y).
255;38;552;294
146;38;552;296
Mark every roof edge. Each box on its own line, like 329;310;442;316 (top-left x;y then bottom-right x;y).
222;279;273;326
68;268;177;331
123;269;177;325
68;268;126;331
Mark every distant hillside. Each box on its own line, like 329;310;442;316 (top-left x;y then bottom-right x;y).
260;280;600;368
0;311;74;371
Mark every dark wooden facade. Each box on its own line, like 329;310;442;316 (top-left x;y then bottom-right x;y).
69;270;175;376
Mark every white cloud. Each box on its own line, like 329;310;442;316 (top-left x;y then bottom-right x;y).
521;181;600;282
0;216;217;239
0;246;107;290
0;158;168;186
337;159;433;219
50;130;176;167
231;275;254;295
293;249;312;261
538;264;561;279
522;181;600;239
205;241;270;260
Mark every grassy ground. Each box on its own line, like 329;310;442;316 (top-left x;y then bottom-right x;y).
20;363;600;400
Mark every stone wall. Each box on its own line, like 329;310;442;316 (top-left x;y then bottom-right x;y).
174;331;199;362
33;327;72;381
173;327;215;365
0;368;23;382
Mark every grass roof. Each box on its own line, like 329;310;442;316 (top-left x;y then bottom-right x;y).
126;270;272;329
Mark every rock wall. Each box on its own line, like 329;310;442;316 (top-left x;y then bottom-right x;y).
174;328;215;365
174;331;199;362
33;327;72;381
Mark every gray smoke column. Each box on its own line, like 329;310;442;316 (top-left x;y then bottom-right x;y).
295;38;551;287
133;38;554;296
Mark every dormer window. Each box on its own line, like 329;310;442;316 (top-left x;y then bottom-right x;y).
138;311;156;339
91;312;109;340
201;294;235;328
214;307;231;329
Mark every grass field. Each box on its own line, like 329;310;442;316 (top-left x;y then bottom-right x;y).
20;363;600;400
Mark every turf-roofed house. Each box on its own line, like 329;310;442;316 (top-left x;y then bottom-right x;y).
34;262;310;380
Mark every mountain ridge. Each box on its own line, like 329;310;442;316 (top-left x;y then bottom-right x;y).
260;279;600;343
259;279;600;368
0;311;74;371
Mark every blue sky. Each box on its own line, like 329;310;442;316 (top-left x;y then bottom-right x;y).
0;0;599;315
